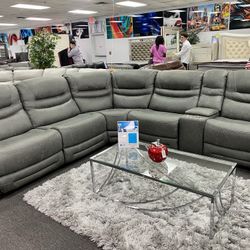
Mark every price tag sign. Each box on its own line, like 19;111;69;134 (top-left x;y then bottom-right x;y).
117;120;139;149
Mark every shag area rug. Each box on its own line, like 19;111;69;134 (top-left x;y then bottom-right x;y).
24;159;250;250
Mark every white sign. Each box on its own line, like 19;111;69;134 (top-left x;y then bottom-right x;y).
117;120;139;149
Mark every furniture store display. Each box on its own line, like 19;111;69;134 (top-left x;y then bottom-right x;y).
1;69;250;193
192;33;250;70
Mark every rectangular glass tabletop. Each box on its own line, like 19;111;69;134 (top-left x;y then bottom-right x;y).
90;143;237;198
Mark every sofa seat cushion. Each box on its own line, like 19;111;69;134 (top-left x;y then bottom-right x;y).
128;109;182;139
98;109;131;131
42;112;106;148
205;117;250;153
0;129;62;176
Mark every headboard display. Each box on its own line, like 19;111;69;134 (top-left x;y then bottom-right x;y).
219;33;250;60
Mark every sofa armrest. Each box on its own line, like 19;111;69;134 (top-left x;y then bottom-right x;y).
185;107;219;117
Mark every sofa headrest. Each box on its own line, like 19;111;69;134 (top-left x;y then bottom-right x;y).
112;70;157;108
65;71;112;112
198;69;228;111
14;69;43;82
150;70;203;113
222;70;250;121
15;76;79;127
0;84;32;140
0;71;13;84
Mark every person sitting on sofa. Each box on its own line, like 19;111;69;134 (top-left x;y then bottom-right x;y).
150;36;167;64
67;40;84;65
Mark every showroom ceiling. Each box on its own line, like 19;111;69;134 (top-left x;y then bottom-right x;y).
0;0;215;30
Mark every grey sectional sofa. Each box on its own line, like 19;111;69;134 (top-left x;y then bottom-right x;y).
0;69;249;193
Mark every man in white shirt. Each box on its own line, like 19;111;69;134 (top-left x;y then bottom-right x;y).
67;40;84;65
175;32;192;70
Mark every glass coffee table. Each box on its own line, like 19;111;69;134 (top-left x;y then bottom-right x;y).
89;143;237;239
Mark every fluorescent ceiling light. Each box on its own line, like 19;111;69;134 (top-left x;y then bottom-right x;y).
110;20;123;23
116;1;147;7
68;10;97;14
129;14;143;17
239;4;250;7
75;25;88;27
151;16;163;19
26;17;52;21
226;1;241;4
0;15;3;17
241;19;250;22
191;10;204;13
169;10;186;13
0;23;17;26
11;4;50;10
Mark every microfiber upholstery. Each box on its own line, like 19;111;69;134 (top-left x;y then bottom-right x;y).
198;69;228;111
149;70;203;113
0;71;13;84
65;71;113;112
204;117;250;165
128;109;182;148
42;112;107;163
205;117;250;153
2;68;250;193
13;69;43;83
112;70;156;108
43;68;66;77
222;70;250;121
203;70;250;166
0;129;62;177
0;84;32;140
0;83;64;193
15;76;80;127
98;109;131;143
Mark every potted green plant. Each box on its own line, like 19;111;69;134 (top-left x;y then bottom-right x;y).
187;30;200;45
28;31;59;69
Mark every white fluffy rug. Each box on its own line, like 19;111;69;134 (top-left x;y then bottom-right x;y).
23;161;250;250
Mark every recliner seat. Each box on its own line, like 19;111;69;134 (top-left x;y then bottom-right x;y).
15;76;107;163
0;84;63;193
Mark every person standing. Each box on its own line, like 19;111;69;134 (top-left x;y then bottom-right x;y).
67;40;84;65
150;36;167;64
175;32;192;70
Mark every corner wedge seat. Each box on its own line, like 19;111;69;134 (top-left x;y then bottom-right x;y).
15;76;107;163
104;69;157;142
129;70;203;148
0;84;64;193
128;109;182;147
204;70;250;167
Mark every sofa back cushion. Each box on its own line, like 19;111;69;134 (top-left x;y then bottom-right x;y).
0;71;13;84
112;70;156;108
222;70;250;121
65;71;112;112
198;69;228;111
15;76;80;127
13;69;44;83
43;68;66;77
149;70;203;113
0;84;32;140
